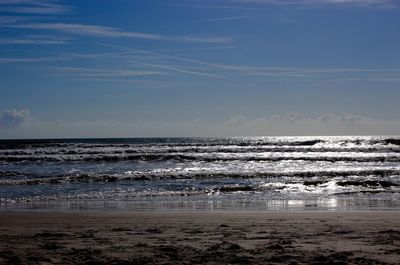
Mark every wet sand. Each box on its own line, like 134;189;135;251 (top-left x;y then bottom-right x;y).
0;211;399;264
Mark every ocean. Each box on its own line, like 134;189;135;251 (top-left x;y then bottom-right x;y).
1;136;399;211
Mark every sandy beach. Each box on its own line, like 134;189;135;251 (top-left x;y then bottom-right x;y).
0;211;399;264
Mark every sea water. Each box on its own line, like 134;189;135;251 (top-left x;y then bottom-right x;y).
0;136;399;211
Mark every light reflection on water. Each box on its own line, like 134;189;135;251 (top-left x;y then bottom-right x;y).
1;197;400;212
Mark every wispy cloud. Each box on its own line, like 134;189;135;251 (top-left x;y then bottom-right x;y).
207;16;246;22
247;67;400;78
50;66;166;78
129;60;223;78
9;23;165;39
101;43;400;81
0;0;70;15
0;50;148;64
169;3;257;10
8;22;233;43
0;15;29;24
370;74;400;82
2;43;223;79
61;77;186;90
176;36;233;43
0;35;69;45
229;0;397;8
101;43;253;72
0;57;54;63
155;45;237;53
2;41;400;83
0;5;69;14
172;0;397;10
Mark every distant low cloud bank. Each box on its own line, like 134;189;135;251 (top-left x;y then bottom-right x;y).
0;108;31;128
1;111;400;139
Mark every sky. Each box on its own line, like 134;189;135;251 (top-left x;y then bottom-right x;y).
1;0;400;138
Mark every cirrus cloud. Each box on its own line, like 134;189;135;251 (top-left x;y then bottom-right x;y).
8;23;233;43
0;0;70;15
229;0;396;6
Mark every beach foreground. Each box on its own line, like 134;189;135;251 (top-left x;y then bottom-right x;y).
0;211;399;264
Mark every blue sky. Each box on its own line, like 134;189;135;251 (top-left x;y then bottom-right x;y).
1;0;400;138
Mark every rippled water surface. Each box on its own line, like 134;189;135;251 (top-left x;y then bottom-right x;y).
1;136;399;211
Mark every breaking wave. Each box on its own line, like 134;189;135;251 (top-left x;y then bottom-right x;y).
1;136;400;207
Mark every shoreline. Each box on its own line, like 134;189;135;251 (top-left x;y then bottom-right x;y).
1;197;399;213
1;211;399;264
